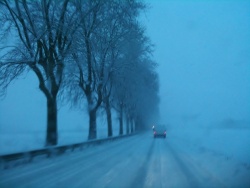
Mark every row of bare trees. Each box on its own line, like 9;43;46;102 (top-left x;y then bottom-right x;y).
0;0;159;146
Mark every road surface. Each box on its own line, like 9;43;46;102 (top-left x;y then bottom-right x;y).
1;132;249;188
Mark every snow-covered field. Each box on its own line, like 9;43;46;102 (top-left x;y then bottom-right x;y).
0;73;122;155
0;116;121;155
170;128;250;165
0;108;122;155
167;131;250;188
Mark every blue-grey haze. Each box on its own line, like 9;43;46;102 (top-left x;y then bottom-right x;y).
0;0;250;154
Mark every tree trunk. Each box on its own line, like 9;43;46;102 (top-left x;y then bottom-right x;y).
126;116;129;134
135;117;140;132
130;118;134;133
119;107;123;135
88;108;97;140
105;100;113;137
46;98;58;146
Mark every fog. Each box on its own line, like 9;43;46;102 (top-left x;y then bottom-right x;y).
143;0;250;163
0;0;250;162
0;1;250;187
144;1;250;129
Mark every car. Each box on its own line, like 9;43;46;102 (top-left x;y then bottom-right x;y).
153;125;166;138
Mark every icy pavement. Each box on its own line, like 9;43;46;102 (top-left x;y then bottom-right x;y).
0;132;249;188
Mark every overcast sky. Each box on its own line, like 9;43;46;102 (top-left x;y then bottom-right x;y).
0;0;250;135
144;0;250;129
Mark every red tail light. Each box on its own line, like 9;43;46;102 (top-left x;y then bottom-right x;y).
154;131;156;135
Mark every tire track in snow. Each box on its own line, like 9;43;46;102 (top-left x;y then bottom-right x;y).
129;139;155;187
166;141;201;188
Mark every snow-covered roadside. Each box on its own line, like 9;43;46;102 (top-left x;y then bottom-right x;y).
169;129;250;164
169;128;250;187
0;119;121;155
0;73;123;155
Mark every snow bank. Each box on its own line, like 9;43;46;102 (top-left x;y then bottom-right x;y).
169;128;250;165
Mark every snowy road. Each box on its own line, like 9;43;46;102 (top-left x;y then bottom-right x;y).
1;132;250;188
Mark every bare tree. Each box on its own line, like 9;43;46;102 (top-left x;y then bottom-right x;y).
0;0;83;146
66;0;106;140
111;20;159;133
63;0;145;139
98;0;144;137
98;0;149;136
